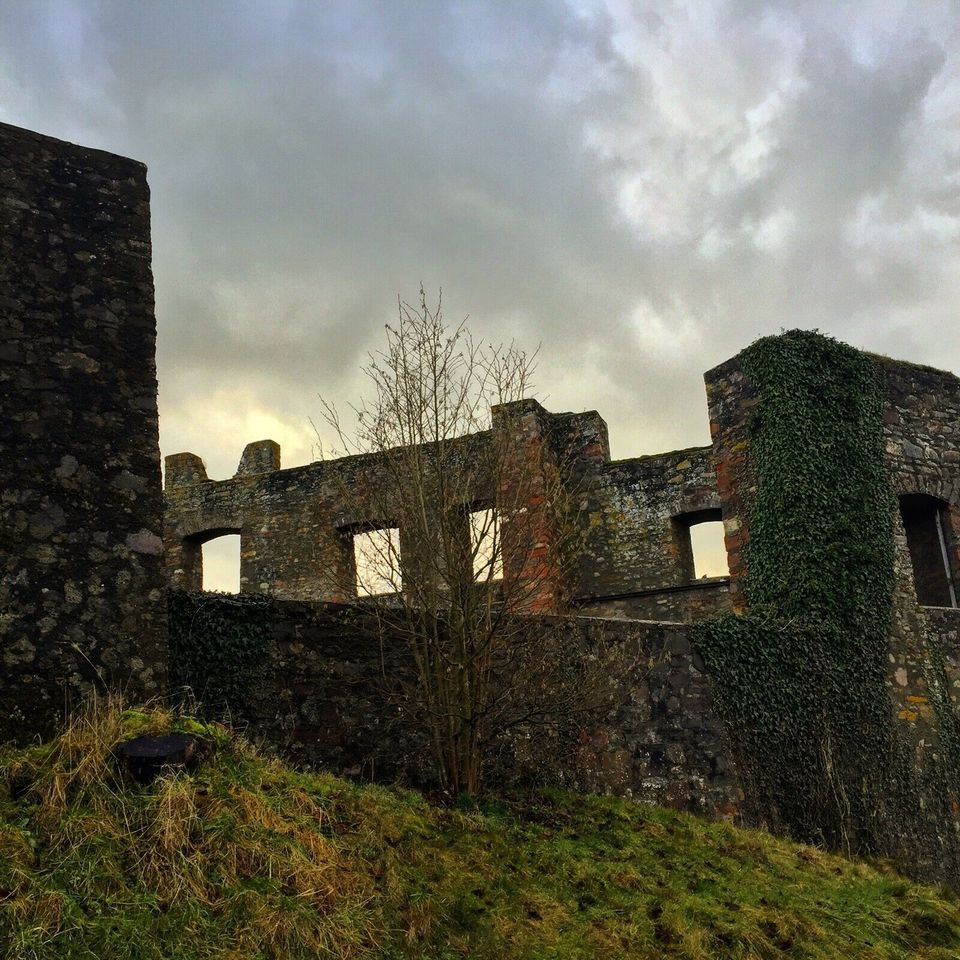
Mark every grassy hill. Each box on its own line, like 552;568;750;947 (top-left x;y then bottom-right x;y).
1;703;959;959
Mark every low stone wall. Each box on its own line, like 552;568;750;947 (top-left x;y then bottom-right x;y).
169;592;741;816
576;577;731;622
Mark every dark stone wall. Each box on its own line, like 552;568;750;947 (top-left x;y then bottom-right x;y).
170;593;741;816
0;123;167;741
565;616;739;815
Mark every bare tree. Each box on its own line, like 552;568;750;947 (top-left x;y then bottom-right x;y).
317;288;603;795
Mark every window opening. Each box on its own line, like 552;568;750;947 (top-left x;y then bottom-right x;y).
689;521;728;579
470;508;503;581
201;533;241;593
353;527;401;597
673;508;729;581
899;494;957;608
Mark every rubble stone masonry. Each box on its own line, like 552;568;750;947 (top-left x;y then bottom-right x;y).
168;593;742;816
6;120;960;834
165;409;734;622
0;123;167;741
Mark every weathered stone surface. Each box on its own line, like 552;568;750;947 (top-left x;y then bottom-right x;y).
928;607;960;709
573;444;730;621
877;358;960;744
236;439;281;477
0;122;167;742
165;408;731;622
171;593;741;816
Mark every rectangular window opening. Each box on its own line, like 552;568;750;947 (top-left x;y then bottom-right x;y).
353;527;401;597
470;508;503;582
900;495;957;608
689;521;729;580
200;533;241;593
672;509;729;582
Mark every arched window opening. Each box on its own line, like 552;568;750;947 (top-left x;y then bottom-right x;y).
470;508;503;582
201;533;241;594
899;494;957;608
690;522;729;579
673;509;729;581
353;526;401;597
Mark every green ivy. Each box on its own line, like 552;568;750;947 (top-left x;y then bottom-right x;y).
167;589;273;712
694;330;898;850
742;331;896;637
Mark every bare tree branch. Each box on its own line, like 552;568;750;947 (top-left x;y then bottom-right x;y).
315;289;615;795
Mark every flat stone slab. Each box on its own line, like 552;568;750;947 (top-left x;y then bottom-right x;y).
116;733;200;784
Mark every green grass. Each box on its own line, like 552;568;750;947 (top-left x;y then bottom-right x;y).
1;701;959;959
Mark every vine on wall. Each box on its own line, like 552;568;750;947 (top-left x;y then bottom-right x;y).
694;330;898;850
168;589;273;712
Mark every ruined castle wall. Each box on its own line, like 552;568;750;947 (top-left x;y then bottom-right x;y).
875;358;960;730
702;357;756;613
575;444;730;621
877;356;960;595
703;349;960;743
705;352;960;616
166;412;730;622
0;124;167;740
165;434;494;602
169;593;741;815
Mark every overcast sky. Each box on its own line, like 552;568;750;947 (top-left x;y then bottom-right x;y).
3;1;959;586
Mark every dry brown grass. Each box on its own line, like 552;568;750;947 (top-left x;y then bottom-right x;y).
0;695;376;959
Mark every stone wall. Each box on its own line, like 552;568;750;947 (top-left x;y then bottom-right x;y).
703;346;960;747
575;444;731;620
164;434;494;602
165;411;731;623
169;592;741;816
577;579;731;622
927;607;960;709
0;123;167;741
701;357;756;613
875;358;960;736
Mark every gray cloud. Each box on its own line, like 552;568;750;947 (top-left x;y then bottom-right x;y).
2;0;958;482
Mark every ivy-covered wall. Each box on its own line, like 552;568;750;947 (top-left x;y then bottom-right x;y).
700;330;960;886
168;591;741;814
